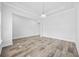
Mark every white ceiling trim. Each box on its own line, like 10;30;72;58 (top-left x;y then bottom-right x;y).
2;2;75;21
3;3;41;20
3;3;39;17
46;8;75;18
46;7;74;16
3;2;74;17
13;13;40;23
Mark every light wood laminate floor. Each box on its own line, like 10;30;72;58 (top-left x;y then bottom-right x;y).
1;35;79;57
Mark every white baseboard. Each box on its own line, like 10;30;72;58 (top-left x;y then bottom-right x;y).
41;35;76;43
13;34;40;40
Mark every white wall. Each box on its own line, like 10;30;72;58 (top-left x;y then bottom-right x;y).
0;3;40;47
74;3;79;54
1;4;13;47
41;8;76;42
0;3;2;45
0;3;2;55
13;14;39;39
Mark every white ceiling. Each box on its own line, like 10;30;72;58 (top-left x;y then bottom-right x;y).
6;2;74;16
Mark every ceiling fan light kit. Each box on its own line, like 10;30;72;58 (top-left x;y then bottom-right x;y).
41;14;46;18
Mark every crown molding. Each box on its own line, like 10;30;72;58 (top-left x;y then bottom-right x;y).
3;3;39;18
3;3;34;14
46;7;74;16
45;7;75;18
2;3;40;23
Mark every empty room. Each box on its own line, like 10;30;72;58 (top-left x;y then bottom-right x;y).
0;2;79;57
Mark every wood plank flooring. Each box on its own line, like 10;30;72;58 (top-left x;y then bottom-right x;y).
1;35;79;57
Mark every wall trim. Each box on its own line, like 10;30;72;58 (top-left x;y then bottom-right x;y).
41;35;76;43
47;8;75;18
13;34;40;40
